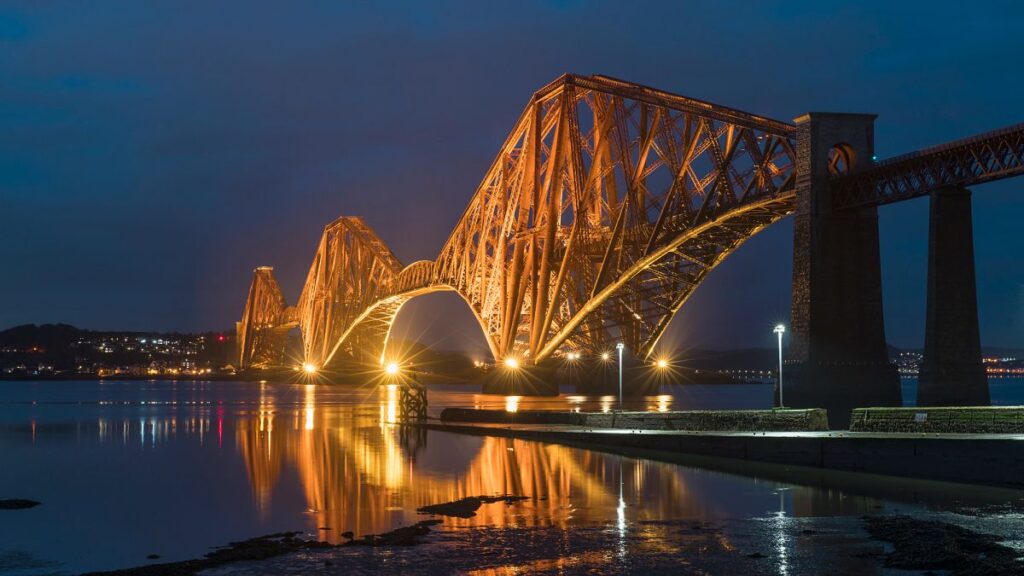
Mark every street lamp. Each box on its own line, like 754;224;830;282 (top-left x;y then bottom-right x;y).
773;324;786;408
616;342;625;410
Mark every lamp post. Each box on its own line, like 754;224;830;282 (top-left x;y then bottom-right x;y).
773;324;786;408
616;342;625;410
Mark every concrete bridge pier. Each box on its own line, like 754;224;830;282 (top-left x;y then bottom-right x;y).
786;112;901;428
917;186;990;406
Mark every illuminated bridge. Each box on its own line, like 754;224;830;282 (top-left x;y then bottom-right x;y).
238;74;1023;423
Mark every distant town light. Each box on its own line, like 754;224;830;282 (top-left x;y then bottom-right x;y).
385;362;400;375
656;358;668;369
504;357;520;369
601;352;610;361
302;363;317;374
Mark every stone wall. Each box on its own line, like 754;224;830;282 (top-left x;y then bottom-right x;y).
439;408;829;432
579;409;828;432
850;406;1024;433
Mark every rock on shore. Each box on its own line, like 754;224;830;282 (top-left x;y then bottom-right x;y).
0;499;40;510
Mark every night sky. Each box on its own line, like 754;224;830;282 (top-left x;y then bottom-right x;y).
2;1;1022;353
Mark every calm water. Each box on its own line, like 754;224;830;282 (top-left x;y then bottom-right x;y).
0;378;1021;574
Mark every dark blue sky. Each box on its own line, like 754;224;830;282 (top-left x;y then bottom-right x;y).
2;1;1022;351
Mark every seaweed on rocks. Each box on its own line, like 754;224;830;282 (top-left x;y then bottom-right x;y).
416;495;528;518
342;520;442;546
864;515;1024;576
79;520;449;576
80;532;331;576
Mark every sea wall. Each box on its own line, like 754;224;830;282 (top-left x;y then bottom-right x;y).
439;408;829;432
424;422;1024;489
850;406;1024;433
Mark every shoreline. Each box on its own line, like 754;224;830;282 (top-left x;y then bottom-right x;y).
74;512;1024;575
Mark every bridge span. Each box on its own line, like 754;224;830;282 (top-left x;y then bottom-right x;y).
238;73;1023;424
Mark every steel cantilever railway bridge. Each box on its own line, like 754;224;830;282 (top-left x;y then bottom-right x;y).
238;73;1023;415
239;74;800;370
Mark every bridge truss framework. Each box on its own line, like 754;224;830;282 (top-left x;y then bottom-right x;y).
237;74;1023;380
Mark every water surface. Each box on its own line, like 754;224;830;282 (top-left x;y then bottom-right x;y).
0;378;1021;574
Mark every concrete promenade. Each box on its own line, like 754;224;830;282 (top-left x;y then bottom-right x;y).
420;420;1024;489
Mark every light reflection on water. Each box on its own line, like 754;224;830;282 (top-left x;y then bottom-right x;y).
0;379;1021;574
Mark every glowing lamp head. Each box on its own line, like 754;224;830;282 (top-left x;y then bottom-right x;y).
385;362;400;375
616;342;624;351
774;324;786;335
504;357;520;369
656;359;668;369
302;363;317;374
566;352;578;361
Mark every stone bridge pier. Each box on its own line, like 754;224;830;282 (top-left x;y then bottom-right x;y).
786;112;902;427
917;186;989;406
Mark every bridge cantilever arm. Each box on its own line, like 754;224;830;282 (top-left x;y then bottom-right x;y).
579;74;797;138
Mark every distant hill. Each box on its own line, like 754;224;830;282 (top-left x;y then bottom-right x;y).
0;323;84;350
0;323;235;370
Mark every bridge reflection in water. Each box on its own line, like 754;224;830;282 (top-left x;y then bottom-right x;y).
221;385;878;541
84;385;907;541
85;384;895;544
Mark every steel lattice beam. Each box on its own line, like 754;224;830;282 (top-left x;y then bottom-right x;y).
832;122;1024;209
